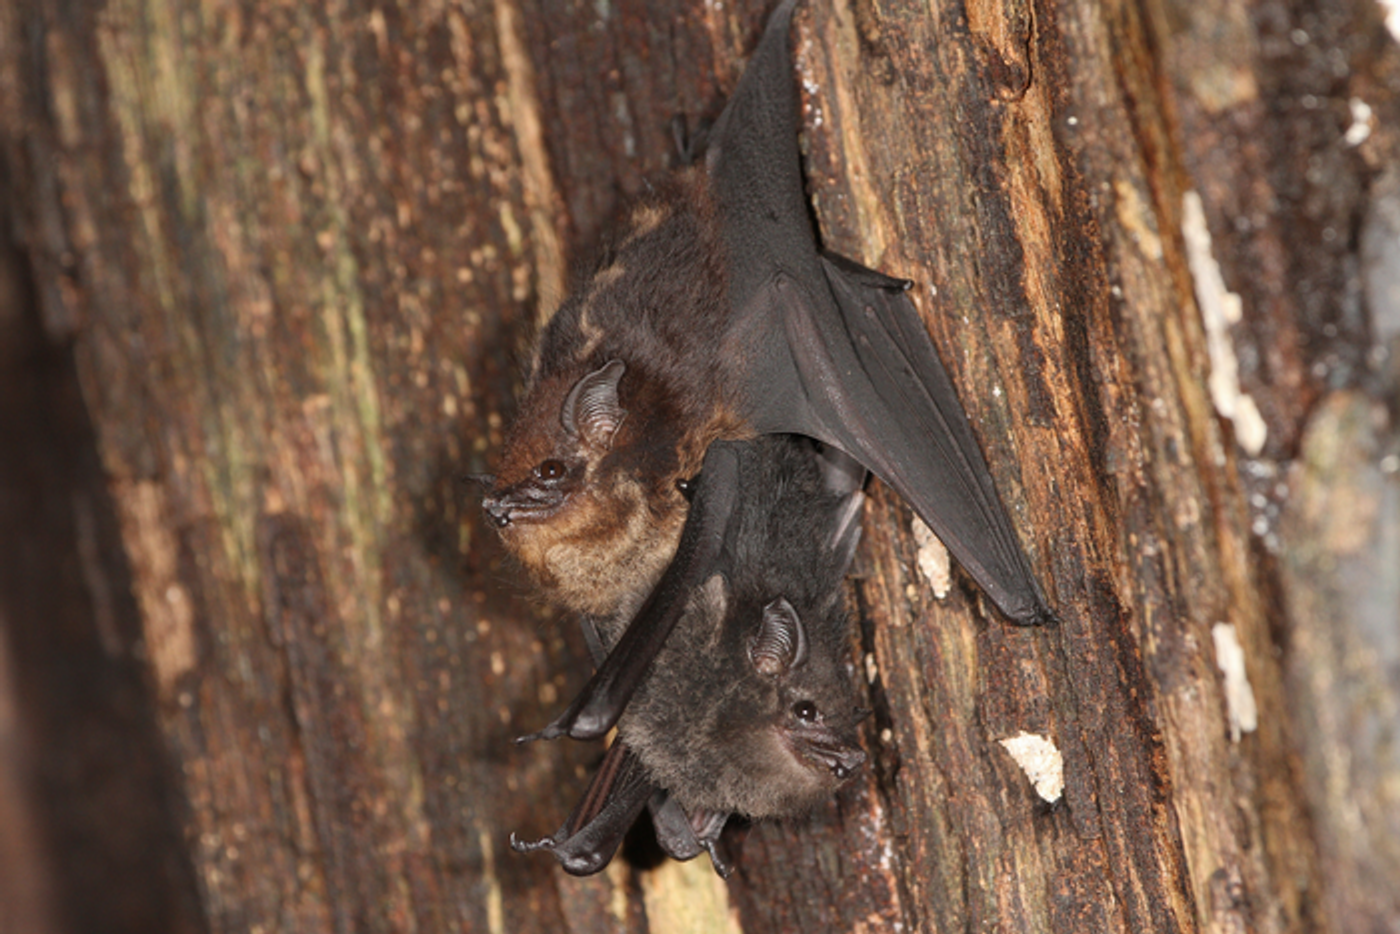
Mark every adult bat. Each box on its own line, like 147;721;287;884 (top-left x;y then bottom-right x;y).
501;0;1055;755
511;436;868;876
481;0;1052;632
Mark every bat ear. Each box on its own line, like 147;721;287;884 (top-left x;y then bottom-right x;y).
561;360;628;450
749;597;808;676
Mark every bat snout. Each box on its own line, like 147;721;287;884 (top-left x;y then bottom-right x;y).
816;743;866;781
792;729;866;781
482;499;513;528
481;484;571;528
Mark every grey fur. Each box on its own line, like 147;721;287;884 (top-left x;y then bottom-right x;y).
606;437;867;819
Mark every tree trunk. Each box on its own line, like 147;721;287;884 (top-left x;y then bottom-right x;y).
1;0;1396;932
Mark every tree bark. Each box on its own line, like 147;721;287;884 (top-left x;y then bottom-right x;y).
1;0;1396;932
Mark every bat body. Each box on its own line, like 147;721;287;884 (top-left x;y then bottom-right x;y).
509;0;1054;754
609;436;867;817
512;436;867;875
502;0;1058;877
481;174;744;619
483;0;1051;630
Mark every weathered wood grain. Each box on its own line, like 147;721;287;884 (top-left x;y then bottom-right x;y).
1;0;1396;931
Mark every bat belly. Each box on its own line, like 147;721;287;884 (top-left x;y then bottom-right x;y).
534;485;686;618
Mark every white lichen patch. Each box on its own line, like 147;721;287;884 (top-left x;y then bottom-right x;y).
1211;622;1259;742
1114;178;1164;261
638;856;743;934
1380;0;1400;43
1346;98;1374;146
911;517;951;599
1183;191;1268;456
999;731;1064;803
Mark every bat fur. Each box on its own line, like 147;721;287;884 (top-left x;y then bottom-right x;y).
481;0;1052;630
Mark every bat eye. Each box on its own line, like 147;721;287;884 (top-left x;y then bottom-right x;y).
676;476;697;502
792;700;818;722
535;459;567;481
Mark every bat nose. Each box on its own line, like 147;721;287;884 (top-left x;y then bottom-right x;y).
828;746;866;780
482;485;569;527
799;732;867;780
481;498;512;528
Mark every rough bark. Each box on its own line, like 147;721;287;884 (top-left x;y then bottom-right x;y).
0;0;1396;932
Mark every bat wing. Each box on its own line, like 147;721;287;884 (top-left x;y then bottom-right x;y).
708;0;1052;625
509;739;654;876
739;258;1053;624
518;441;745;742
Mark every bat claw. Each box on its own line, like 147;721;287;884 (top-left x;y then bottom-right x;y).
509;831;555;854
514;724;564;744
704;844;733;878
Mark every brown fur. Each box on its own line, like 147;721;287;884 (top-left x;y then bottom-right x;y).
487;171;747;618
536;481;684;618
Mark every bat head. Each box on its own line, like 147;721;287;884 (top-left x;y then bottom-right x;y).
748;595;868;788
484;359;627;527
483;359;688;616
622;575;866;821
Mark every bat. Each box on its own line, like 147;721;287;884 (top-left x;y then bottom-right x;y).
511;436;869;876
498;0;1054;756
481;0;1053;638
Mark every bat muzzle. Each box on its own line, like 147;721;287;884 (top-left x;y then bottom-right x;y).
481;485;570;528
795;731;866;781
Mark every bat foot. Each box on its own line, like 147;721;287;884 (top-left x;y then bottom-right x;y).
512;830;617;876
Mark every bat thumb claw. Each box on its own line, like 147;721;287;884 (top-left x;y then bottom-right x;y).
514;724;564;744
1010;603;1060;627
509;831;553;853
706;847;733;879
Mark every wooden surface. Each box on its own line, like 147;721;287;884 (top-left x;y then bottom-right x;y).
1;0;1397;931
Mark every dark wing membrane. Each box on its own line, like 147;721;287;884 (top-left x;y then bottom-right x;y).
733;261;1050;624
647;793;705;861
704;0;813;310
706;0;1050;624
826;257;1051;623
509;740;655;876
517;442;745;742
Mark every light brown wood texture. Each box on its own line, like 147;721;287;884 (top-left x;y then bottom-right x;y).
1;0;1397;931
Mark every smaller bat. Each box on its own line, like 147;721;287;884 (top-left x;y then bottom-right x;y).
512;436;868;875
